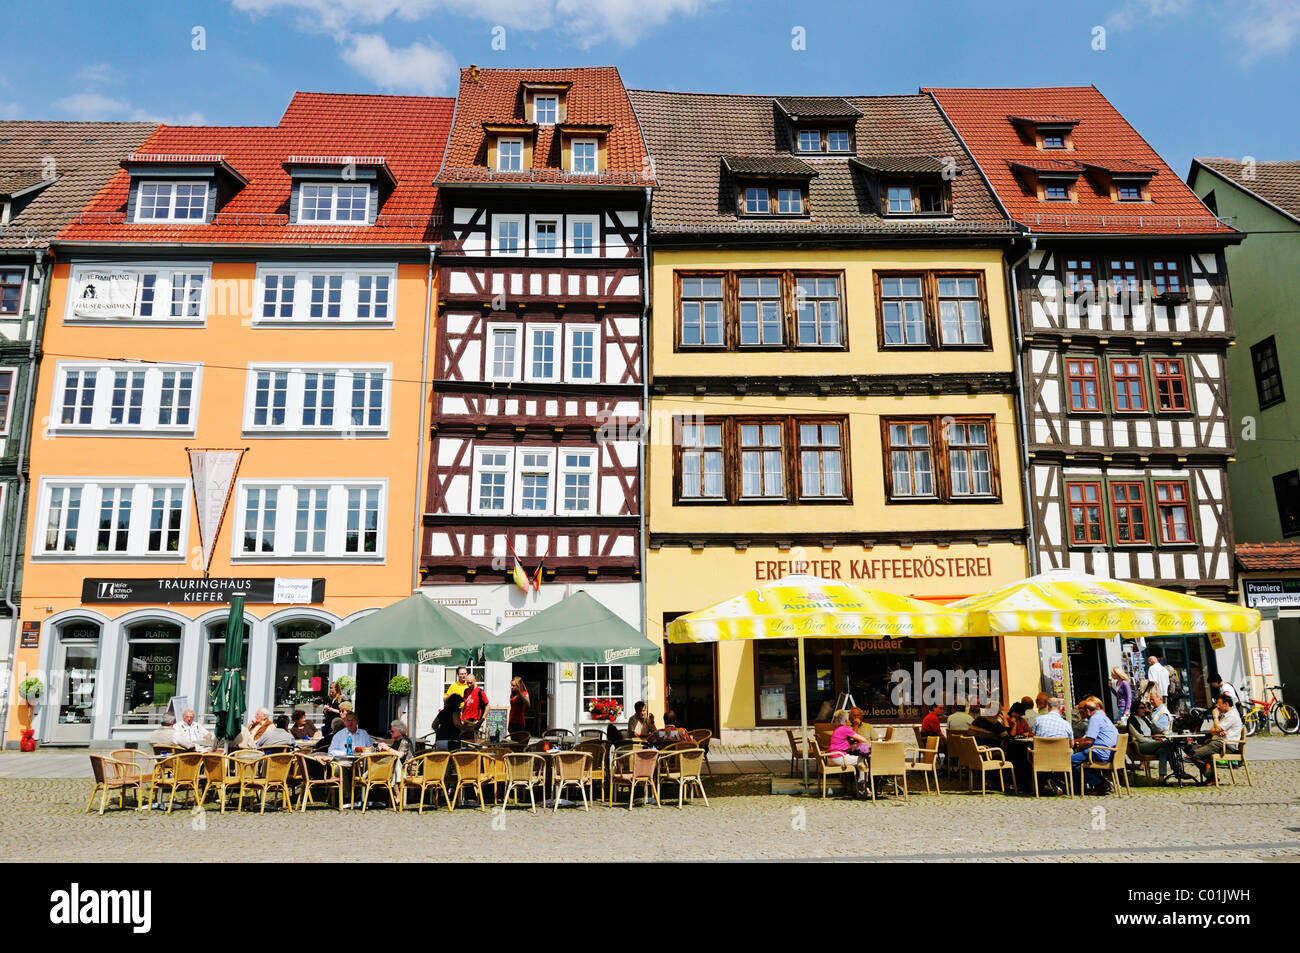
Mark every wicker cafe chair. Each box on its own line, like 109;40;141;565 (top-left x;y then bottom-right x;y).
808;739;858;799
785;728;811;777
228;749;265;811
451;751;490;812
905;735;941;794
944;730;972;780
399;752;452;813
110;748;154;802
574;741;608;800
297;753;345;812
1029;737;1074;798
508;730;532;746
658;748;709;808
350;752;399;811
151;753;204;813
552;751;593;811
479;746;512;804
87;755;145;814
502;753;548;813
1084;733;1131;796
578;728;606;741
867;740;908;801
687;729;713;774
242;753;297;813
954;734;1015;797
199;752;237;812
610;749;660;808
1211;738;1252;787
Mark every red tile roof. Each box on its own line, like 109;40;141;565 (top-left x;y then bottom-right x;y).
437;67;652;187
1236;543;1300;571
927;87;1233;235
59;92;454;246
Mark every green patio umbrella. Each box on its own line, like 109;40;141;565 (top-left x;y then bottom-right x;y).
211;593;246;745
481;591;661;665
297;593;488;666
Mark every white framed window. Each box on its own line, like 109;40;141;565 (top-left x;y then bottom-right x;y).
34;479;190;559
526;324;561;383
558;450;597;515
252;265;396;326
296;183;370;224
515;448;556;515
566;325;599;382
532;219;560;256
66;265;210;325
493;215;524;255
534;96;558;126
797;130;821;153
827;130;851;152
580;664;625;718
486;324;522;381
567;215;598;257
472;449;511;515
497;138;524;172
50;362;201;435
134;181;208;223
232;480;387;561
571;139;598;174
243;364;390;435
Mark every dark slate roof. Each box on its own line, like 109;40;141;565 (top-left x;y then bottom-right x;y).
721;155;817;177
773;96;862;120
850;154;947;174
0;121;157;250
1194;158;1300;224
627;89;1012;236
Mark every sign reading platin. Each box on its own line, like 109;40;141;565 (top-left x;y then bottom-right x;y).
82;577;326;605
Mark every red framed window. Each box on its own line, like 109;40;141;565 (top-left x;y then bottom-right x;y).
1150;259;1184;296
1067;482;1105;544
1065;358;1101;412
1155;481;1193;543
1110;482;1150;544
1153;358;1188;412
0;269;23;315
1108;257;1142;309
1110;358;1147;412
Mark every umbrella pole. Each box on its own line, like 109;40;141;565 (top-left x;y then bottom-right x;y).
798;636;809;790
1059;634;1073;715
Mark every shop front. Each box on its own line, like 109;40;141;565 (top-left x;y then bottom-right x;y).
648;542;1034;744
1239;559;1300;711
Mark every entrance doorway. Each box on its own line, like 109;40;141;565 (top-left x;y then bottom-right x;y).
48;620;101;744
355;663;396;736
1147;636;1217;712
1066;639;1107;713
1275;619;1300;708
512;662;550;736
665;638;718;736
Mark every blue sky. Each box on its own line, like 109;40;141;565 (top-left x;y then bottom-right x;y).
2;0;1297;175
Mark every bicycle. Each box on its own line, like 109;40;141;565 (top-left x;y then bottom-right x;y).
1239;684;1300;736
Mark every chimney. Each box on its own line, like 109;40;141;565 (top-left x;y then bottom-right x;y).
469;64;481;83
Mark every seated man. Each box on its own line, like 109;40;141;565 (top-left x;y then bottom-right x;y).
1032;697;1073;739
175;708;216;750
238;708;273;749
649;710;691;748
946;701;976;734
257;714;296;748
1071;698;1119;794
149;713;182;750
627;701;654;738
1188;693;1243;786
328;711;373;756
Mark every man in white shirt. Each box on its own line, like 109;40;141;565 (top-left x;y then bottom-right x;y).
1032;697;1074;739
175;708;216;749
328;711;372;755
1189;694;1243;785
1146;656;1170;701
1208;675;1238;706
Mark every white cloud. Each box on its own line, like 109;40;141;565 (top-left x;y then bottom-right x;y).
555;0;714;48
1228;0;1300;62
341;33;459;95
1106;0;1194;31
74;63;123;86
0;102;23;120
53;92;204;125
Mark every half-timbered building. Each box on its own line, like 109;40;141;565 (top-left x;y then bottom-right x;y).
930;87;1246;709
630;88;1030;742
425;67;651;734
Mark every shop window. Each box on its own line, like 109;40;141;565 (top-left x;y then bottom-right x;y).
55;621;100;729
202;620;249;716
273;619;332;719
120;620;183;725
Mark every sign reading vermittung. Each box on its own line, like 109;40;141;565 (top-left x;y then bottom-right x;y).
82;577;326;605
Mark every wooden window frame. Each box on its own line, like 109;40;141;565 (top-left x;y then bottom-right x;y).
1150;257;1187;300
1109;481;1151;547
672;415;852;506
735;273;786;350
793;418;849;501
874;271;992;352
1251;336;1286;410
674;270;848;353
1065;480;1106;546
1153;480;1196;546
0;267;26;316
1064;356;1103;414
793;274;845;348
1152;357;1190;414
735;417;789;502
737;180;810;219
1109;357;1148;413
880;414;1001;504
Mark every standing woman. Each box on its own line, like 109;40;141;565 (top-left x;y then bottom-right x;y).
1110;667;1134;726
509;676;531;733
322;681;345;724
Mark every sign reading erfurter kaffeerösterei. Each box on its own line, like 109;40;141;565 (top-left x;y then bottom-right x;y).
82;577;325;605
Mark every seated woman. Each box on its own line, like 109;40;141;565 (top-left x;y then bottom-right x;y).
378;719;412;760
289;708;318;741
1128;699;1177;781
1005;702;1032;737
826;710;872;795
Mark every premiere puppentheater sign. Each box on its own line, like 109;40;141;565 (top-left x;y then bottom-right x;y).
82;577;326;605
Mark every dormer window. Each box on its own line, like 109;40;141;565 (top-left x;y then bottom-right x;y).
1008;115;1079;151
724;156;816;219
135;181;208;222
798;130;821;153
1117;184;1142;201
571;139;598;174
497;138;524;172
795;127;853;154
534;95;558;126
826;130;851;153
886;182;947;215
777;188;803;214
1042;134;1066;149
1044;184;1070;201
745;187;770;214
297;183;369;224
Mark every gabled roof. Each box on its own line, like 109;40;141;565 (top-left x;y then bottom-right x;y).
721;155;817;177
1191;158;1300;226
773;97;862;121
627;89;1010;236
1237;542;1300;571
850;154;947;175
59;92;454;246
927;86;1234;235
0;121;157;250
436;66;652;187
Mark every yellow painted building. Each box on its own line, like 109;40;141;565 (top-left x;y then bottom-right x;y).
630;88;1030;741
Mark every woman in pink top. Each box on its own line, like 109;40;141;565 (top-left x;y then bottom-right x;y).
827;710;872;794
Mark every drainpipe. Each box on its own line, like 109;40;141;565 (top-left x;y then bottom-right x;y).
638;187;652;712
1;248;48;745
408;244;436;732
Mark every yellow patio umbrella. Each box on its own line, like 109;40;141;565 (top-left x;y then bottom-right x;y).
666;574;966;788
950;570;1261;712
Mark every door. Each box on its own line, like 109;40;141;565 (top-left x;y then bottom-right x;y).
513;662;549;736
665;640;718;736
354;663;396;738
1066;638;1106;713
48;625;101;744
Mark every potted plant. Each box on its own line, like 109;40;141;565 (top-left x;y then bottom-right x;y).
387;675;411;724
18;675;43;705
336;675;356;701
587;697;623;723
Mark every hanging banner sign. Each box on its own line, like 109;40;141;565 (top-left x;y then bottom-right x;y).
70;269;139;318
188;449;244;575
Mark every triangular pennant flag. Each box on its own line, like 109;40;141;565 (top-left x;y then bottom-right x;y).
532;558;545;592
506;539;530;593
188;449;244;575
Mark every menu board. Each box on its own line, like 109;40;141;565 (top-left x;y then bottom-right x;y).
760;685;788;720
483;706;510;743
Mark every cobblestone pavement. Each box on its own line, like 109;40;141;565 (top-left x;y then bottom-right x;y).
4;761;1299;863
